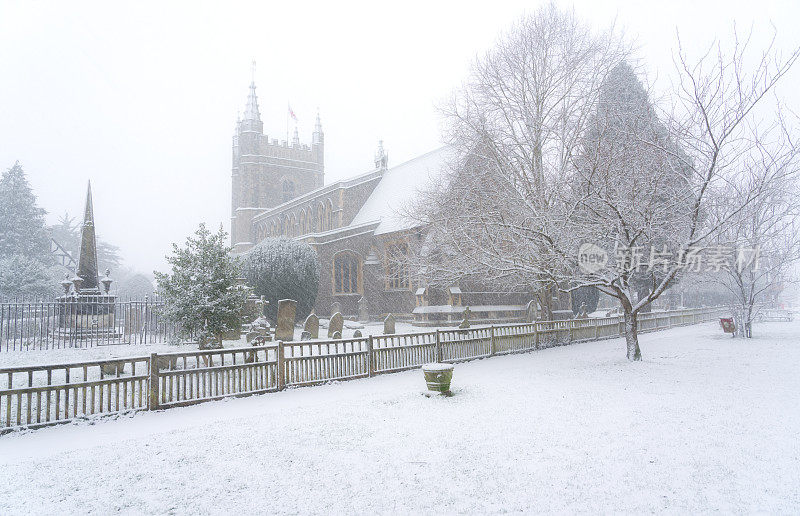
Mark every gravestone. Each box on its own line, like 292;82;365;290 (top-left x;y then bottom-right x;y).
525;300;537;322
576;302;589;319
332;331;342;339
275;299;297;341
304;313;319;339
459;306;472;329
358;296;369;322
353;329;362;338
328;312;344;338
384;313;396;334
330;302;341;317
300;331;312;341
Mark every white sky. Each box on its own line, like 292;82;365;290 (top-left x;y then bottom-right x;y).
0;0;798;275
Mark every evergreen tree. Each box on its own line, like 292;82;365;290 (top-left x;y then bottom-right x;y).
0;255;56;298
0;162;51;260
154;224;246;346
243;238;320;323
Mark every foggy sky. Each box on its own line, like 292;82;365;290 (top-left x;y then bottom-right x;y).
0;0;797;276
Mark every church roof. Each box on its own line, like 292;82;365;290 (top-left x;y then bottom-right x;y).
351;146;451;235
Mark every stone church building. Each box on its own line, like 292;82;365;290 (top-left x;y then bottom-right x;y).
230;79;570;322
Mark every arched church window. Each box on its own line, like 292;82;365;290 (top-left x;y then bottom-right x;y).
299;210;306;236
282;180;295;202
333;252;361;295
325;199;334;230
317;203;325;232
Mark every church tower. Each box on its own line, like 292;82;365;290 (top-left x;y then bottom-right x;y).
231;65;325;253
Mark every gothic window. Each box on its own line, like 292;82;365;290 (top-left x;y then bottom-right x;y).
385;241;410;290
325;199;334;230
317;203;324;232
333;252;361;294
282;180;295;202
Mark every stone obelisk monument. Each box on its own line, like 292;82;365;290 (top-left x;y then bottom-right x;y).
57;182;120;342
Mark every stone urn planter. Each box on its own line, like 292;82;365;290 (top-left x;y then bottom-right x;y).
422;363;454;394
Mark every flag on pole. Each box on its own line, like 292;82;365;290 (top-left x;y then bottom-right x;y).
288;104;298;122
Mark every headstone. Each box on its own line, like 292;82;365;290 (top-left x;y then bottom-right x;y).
384;313;396;334
330;302;341;317
353;329;362;338
304;313;319;338
198;332;222;350
459;307;471;328
101;361;124;376
358;296;369;322
525;300;537;322
332;331;342;339
275;299;297;341
328;312;344;338
300;330;312;341
576;302;589;319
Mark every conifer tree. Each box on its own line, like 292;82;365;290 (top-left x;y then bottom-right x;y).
0;162;57;298
0;162;51;260
154;224;246;346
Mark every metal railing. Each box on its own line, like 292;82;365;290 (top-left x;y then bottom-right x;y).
0;297;180;351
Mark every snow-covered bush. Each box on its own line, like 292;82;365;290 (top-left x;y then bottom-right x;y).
154;224;246;345
243;238;319;324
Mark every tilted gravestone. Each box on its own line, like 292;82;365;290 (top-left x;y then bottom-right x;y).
332;331;342;339
304;313;319;339
275;299;297;341
328;312;344;339
384;313;396;334
330;302;342;317
358;296;369;322
353;329;362;338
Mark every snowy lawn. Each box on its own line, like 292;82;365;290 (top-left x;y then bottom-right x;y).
1;320;798;514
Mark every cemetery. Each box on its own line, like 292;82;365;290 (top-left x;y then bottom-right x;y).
2;2;799;514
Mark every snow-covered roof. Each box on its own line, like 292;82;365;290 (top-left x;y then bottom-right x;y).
351;147;451;235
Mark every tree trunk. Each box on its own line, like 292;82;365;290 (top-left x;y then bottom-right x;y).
623;309;642;361
745;303;754;338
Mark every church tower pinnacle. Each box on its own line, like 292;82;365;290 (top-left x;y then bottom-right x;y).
241;61;263;134
313;110;324;145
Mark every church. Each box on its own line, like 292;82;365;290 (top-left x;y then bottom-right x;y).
230;78;570;323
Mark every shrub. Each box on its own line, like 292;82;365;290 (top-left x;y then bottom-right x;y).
154;224;246;344
244;238;319;323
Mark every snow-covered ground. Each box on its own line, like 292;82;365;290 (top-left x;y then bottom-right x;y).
1;320;798;514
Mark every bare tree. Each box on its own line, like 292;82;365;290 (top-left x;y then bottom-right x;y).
411;10;800;361
406;3;630;315
709;167;800;337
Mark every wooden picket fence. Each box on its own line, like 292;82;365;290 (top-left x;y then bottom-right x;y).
0;307;724;433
